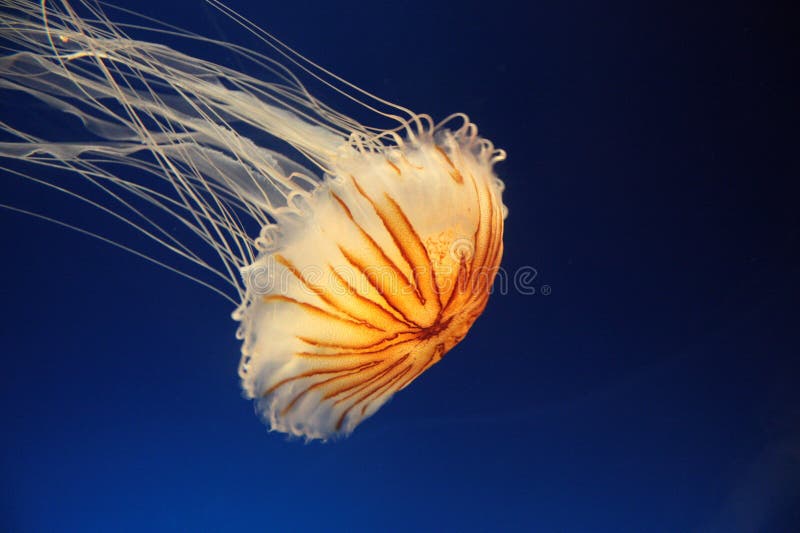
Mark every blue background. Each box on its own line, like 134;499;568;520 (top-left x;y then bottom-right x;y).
1;0;797;531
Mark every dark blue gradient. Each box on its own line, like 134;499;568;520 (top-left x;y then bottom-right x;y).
1;1;797;531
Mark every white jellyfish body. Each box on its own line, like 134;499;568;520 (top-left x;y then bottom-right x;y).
239;130;505;437
0;0;506;439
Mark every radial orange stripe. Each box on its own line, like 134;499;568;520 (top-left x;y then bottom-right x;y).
387;160;401;175
334;356;413;430
395;343;443;392
337;245;422;327
348;176;438;310
434;145;464;184
295;330;420;358
380;193;442;309
262;295;382;331
279;361;382;416
294;333;420;359
296;330;409;350
358;363;415;416
274;254;375;326
264;359;379;396
327;263;413;329
329;354;412;405
467;175;494;282
330;192;416;293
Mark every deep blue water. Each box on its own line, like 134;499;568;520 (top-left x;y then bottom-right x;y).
1;0;797;531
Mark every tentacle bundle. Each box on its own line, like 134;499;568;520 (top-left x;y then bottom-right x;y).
0;0;507;440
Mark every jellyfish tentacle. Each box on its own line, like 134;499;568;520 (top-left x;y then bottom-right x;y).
0;1;507;440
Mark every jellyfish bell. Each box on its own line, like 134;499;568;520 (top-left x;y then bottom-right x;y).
0;0;507;439
239;122;506;438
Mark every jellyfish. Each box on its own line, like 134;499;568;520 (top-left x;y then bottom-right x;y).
0;0;507;439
